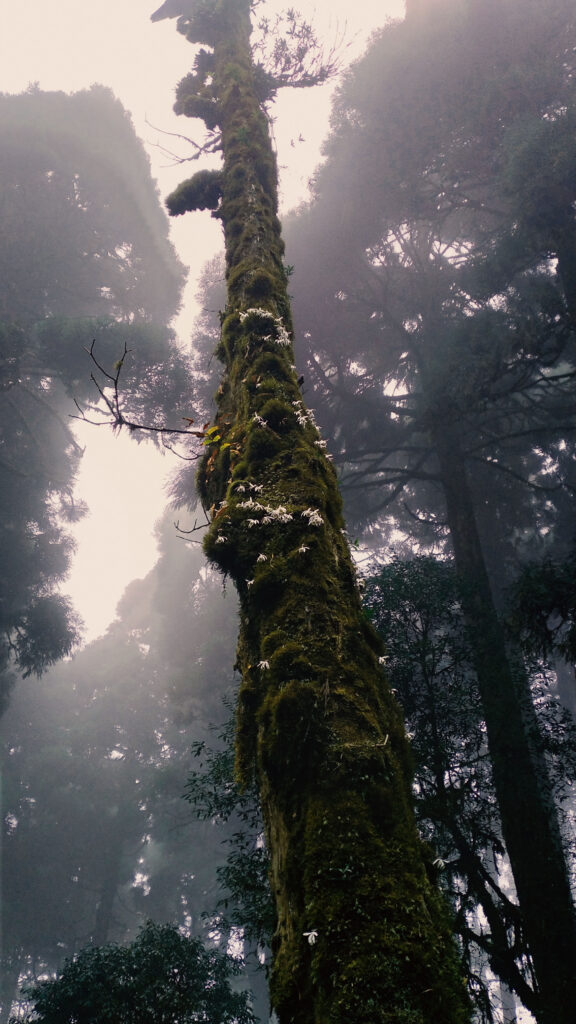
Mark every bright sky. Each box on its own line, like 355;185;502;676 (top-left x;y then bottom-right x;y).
2;0;404;639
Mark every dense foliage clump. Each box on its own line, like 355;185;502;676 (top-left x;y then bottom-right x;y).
18;921;255;1024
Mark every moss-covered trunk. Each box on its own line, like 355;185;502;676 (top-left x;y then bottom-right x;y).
433;425;576;1024
167;2;470;1020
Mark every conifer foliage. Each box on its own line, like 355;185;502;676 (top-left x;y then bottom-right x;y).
0;87;188;710
281;3;576;1020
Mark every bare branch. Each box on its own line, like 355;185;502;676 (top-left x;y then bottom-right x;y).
70;341;207;446
145;116;222;166
174;516;210;543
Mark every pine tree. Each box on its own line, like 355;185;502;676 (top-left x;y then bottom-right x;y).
281;2;576;1019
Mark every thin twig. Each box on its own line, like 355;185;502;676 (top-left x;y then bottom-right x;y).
145;117;221;165
174;516;210;543
70;341;208;444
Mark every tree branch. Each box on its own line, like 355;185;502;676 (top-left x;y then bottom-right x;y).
70;341;207;449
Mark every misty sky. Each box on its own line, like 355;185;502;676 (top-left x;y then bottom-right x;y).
3;0;404;638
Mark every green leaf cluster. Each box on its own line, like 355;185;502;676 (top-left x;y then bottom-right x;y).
18;921;255;1024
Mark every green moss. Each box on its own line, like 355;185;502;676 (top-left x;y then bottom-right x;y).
267;788;469;1024
245;426;284;461
262;634;304;664
173;65;219;122
254;397;293;432
177;94;220;129
228;162;248;186
171;3;471;1020
247;558;287;605
177;3;222;47
250;350;291;378
245;268;276;299
258;681;329;795
193;47;215;76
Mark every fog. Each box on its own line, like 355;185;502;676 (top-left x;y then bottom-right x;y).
2;0;404;638
1;2;575;1023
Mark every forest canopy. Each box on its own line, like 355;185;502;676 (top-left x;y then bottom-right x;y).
2;2;576;1024
0;85;191;702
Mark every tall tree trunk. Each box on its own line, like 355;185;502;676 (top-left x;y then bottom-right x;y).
556;235;576;327
164;2;470;1021
0;953;21;1024
242;939;270;1024
91;831;124;947
555;657;576;719
432;424;576;1024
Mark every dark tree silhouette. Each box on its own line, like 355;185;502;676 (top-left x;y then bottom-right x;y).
281;2;576;1019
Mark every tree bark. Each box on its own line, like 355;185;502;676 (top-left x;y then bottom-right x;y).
166;2;471;1021
91;830;125;947
555;658;576;719
432;423;576;1024
0;953;22;1024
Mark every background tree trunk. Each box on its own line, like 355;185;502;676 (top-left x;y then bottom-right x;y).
433;424;576;1024
0;954;21;1024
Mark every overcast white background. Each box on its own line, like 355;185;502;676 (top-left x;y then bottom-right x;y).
2;0;403;638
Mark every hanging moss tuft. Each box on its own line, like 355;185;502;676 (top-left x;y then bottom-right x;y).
166;170;223;215
176;1;223;47
175;93;220;129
